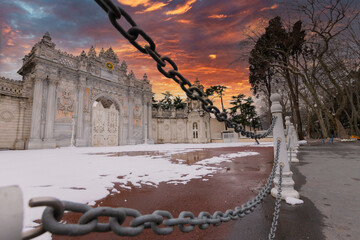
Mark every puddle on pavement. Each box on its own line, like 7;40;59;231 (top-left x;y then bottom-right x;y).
88;151;162;157
88;147;267;173
171;149;215;165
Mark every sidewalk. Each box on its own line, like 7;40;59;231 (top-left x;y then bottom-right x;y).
228;141;360;240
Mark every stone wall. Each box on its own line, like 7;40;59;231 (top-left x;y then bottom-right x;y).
209;117;226;140
0;77;31;150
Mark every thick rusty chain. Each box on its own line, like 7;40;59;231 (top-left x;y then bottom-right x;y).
22;140;282;239
93;0;277;141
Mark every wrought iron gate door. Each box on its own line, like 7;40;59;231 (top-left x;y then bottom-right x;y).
92;103;119;147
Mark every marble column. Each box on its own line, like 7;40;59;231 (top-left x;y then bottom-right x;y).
43;77;57;148
128;91;135;144
27;75;44;149
76;76;86;146
15;101;27;150
147;101;154;143
143;101;148;144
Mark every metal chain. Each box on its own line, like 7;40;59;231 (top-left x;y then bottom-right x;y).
93;0;276;140
22;140;282;239
268;162;283;240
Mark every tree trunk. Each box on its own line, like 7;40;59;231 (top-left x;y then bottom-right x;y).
267;94;272;126
315;110;328;138
220;94;227;130
283;67;304;140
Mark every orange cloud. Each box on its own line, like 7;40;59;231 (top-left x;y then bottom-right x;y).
177;19;191;24
208;14;228;19
136;2;169;13
118;0;169;13
165;0;197;15
209;54;216;59
260;4;279;12
117;0;150;7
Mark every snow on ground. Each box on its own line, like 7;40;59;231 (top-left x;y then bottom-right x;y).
0;142;272;239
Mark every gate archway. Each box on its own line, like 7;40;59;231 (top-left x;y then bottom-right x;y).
91;96;120;147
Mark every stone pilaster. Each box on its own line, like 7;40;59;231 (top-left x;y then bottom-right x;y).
43;76;58;148
147;100;154;144
15;101;27;150
128;90;135;144
27;75;45;149
143;101;148;144
76;76;87;146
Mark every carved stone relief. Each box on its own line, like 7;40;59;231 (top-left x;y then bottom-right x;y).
0;110;14;122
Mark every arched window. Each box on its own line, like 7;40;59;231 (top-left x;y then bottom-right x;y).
193;122;198;139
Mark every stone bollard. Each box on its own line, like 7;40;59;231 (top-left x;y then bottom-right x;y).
270;94;300;199
290;122;299;150
0;185;23;240
285;117;299;163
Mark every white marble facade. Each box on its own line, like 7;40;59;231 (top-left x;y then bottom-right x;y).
0;32;153;149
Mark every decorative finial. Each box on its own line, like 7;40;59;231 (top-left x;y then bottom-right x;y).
80;50;86;57
43;32;51;41
195;77;200;85
120;60;127;73
143;73;149;83
99;48;105;57
39;32;55;48
270;93;282;113
128;70;136;80
88;46;96;58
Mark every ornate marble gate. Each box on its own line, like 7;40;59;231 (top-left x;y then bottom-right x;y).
92;103;119;147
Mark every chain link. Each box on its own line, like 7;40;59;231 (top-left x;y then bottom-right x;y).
22;140;282;239
94;0;277;141
268;162;283;240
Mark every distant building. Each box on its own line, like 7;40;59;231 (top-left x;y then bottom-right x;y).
152;78;213;144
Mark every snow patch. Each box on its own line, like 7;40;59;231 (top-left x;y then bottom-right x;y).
285;197;304;205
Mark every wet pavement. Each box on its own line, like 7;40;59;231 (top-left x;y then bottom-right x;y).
52;142;360;240
228;141;360;240
53;146;274;240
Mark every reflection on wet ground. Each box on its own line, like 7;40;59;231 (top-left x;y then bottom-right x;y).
89;147;271;174
88;151;162;157
171;148;214;164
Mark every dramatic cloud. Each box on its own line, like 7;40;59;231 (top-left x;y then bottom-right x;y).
260;4;279;12
209;54;217;59
137;2;169;13
0;0;286;107
208;14;228;19
117;0;151;7
165;0;197;15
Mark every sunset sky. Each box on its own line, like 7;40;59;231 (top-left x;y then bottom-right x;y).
0;0;288;107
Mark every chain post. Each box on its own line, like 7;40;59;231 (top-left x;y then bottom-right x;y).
0;185;23;240
290;122;299;162
286;116;299;163
270;93;300;200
